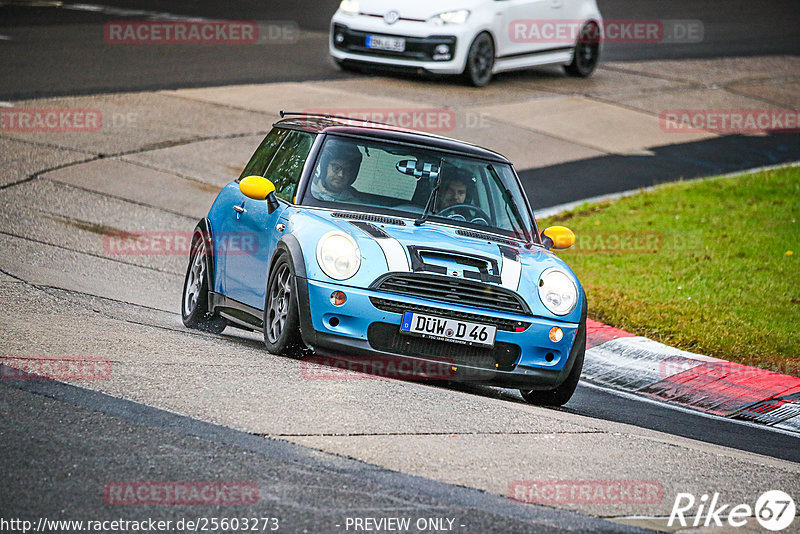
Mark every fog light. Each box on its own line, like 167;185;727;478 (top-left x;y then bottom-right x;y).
335;32;345;43
549;327;563;342
330;291;347;306
435;44;450;54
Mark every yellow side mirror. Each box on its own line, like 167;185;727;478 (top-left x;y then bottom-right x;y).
542;226;575;250
239;175;276;200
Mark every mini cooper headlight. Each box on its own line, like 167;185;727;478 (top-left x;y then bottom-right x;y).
538;268;578;316
316;232;361;280
428;9;470;26
339;0;359;16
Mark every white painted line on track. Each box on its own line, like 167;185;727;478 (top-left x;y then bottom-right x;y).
60;2;208;21
0;35;13;41
536;160;800;218
580;380;800;438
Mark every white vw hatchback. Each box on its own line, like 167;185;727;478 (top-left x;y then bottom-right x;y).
330;0;603;86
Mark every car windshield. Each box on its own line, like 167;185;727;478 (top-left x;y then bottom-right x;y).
302;135;535;241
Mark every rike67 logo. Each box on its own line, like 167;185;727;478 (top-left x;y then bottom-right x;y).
669;490;795;531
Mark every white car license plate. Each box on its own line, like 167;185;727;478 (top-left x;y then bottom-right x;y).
400;312;496;348
366;34;406;52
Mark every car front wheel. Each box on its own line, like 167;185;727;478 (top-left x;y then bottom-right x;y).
263;254;303;356
463;32;495;87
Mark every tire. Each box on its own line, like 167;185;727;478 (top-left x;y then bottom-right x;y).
520;318;586;406
462;32;495;87
263;254;303;356
564;22;600;78
181;230;227;334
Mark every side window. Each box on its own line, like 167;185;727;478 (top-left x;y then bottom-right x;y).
238;128;289;180
263;131;316;202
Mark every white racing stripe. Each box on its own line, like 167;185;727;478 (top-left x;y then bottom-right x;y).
499;253;521;291
375;236;410;272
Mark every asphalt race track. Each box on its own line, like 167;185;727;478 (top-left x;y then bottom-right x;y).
1;0;799;99
1;1;799;532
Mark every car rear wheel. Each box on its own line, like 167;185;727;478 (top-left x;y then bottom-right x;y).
520;319;586;406
463;32;494;87
181;230;227;334
564;22;600;77
263;254;303;356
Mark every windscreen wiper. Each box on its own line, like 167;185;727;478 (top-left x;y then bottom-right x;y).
414;158;444;226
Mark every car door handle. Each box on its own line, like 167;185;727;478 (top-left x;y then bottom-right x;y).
233;205;246;214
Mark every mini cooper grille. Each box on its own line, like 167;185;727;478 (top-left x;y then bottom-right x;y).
371;273;529;315
456;229;521;247
331;212;406;226
367;322;519;371
369;298;530;332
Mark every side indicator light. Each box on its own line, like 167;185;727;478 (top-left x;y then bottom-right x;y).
549;327;563;342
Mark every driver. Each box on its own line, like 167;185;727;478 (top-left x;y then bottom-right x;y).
436;169;475;212
311;141;363;202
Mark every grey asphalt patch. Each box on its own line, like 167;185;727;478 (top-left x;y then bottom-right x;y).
0;137;90;187
42;157;220;219
1;380;643;533
0;177;192;274
121;134;265;186
2;92;274;155
0;234;181;311
285;431;800;519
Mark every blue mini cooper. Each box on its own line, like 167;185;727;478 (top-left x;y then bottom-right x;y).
181;112;586;405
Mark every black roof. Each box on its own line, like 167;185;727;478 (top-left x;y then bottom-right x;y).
274;116;511;164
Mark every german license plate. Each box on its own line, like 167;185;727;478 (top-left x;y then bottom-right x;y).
400;312;496;348
366;34;406;52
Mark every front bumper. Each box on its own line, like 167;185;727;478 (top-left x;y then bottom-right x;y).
296;276;585;389
330;18;471;75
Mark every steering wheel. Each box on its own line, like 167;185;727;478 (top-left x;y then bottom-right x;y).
437;204;492;226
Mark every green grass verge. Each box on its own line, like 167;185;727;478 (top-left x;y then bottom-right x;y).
541;164;800;375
